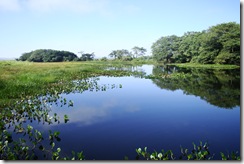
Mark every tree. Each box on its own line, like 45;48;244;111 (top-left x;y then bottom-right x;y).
80;52;95;61
108;49;130;60
131;46;147;58
176;32;202;63
197;22;240;64
118;49;130;59
108;50;118;59
100;57;108;61
19;52;32;61
18;49;78;62
151;22;240;65
151;35;180;63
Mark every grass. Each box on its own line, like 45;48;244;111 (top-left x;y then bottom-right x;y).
0;60;144;106
167;63;240;69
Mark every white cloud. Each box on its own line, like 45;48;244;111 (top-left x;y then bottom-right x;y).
0;0;21;11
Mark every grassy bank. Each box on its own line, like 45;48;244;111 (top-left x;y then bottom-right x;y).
0;61;142;107
167;63;240;69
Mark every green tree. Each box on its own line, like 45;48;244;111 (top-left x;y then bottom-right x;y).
176;32;202;63
131;46;147;58
197;22;240;64
108;50;118;59
151;22;240;65
19;52;32;61
18;49;78;62
151;35;180;63
108;49;130;60
80;52;95;61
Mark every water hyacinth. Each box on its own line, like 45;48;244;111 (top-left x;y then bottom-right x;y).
150;154;155;160
158;153;163;159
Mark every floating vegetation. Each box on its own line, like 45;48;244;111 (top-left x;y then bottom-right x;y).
0;67;126;159
134;142;240;160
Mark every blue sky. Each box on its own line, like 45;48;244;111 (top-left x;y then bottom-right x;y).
0;0;240;59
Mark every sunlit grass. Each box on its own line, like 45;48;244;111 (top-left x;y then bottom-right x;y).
0;61;139;106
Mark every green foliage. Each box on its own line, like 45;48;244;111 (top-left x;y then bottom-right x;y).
80;53;95;61
135;147;174;160
131;46;147;58
108;47;147;61
220;151;240;160
151;22;240;65
214;51;240;65
176;32;202;63
179;142;213;160
17;49;78;62
134;142;240;160
108;49;131;60
151;35;179;62
64;115;69;123
18;52;32;61
0;73;124;159
100;57;108;61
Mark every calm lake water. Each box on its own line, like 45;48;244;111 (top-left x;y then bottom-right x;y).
14;65;240;160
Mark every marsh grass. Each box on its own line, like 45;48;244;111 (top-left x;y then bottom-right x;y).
167;63;240;69
0;61;142;107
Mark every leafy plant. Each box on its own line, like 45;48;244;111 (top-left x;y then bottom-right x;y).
134;142;240;160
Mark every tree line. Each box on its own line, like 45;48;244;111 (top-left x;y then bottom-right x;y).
17;49;95;62
151;22;240;65
17;22;239;64
107;46;147;61
17;49;78;62
17;47;148;62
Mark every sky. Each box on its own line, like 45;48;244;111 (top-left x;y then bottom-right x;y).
0;0;240;59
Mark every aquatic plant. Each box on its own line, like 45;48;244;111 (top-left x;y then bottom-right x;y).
134;142;240;160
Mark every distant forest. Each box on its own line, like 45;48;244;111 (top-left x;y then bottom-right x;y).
151;22;240;65
17;22;240;65
17;49;78;62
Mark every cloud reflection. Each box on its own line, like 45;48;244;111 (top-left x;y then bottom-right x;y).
47;98;141;127
69;99;117;126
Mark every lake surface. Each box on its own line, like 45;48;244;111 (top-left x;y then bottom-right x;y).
11;65;241;160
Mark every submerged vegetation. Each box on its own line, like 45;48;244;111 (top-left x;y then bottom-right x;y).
0;60;240;160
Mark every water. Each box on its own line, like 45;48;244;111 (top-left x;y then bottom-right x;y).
30;65;240;160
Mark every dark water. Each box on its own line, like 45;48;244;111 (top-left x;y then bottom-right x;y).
13;65;241;160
